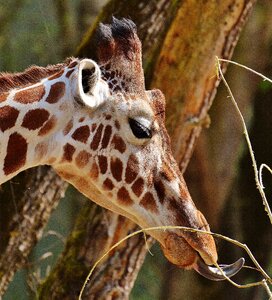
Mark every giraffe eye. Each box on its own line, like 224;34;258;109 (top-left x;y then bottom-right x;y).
129;118;152;139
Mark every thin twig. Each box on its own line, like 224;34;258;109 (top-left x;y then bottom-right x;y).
79;58;272;299
262;279;272;299
259;163;272;189
218;58;272;84
78;225;271;299
216;57;272;224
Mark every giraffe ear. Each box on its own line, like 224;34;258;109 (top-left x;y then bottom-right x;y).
73;59;109;110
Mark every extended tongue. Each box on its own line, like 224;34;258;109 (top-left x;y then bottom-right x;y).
194;257;245;281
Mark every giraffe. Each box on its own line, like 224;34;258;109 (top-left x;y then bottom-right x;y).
0;18;243;280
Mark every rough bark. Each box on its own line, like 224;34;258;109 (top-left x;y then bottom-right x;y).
39;0;256;299
186;0;266;230
0;0;257;299
39;1;181;299
160;2;272;299
0;167;68;296
39;204;152;300
0;2;179;297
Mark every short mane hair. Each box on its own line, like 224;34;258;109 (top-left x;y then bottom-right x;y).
0;58;75;93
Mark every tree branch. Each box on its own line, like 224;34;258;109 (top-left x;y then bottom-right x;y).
39;0;256;299
0;0;256;298
0;167;68;295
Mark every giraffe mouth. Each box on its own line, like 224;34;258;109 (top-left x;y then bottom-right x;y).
161;232;244;281
193;256;245;281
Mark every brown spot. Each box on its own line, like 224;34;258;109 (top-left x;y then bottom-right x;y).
105;115;111;120
90;124;103;150
110;157;123;182
22;108;49;130
167;197;188;225
68;61;77;68
79;117;85;122
125;154;139;184
77;177;89;190
72;125;90;143
48;157;57;164
63;120;73;135
57;170;75;181
46;82;65;104
0;106;19;132
62;143;75;162
179;181;190;199
101;125;112;149
112;134;126;153
129;94;137;101
154;180;165;204
48;70;64;80
98;155;108;174
103;178;114;191
114;120;120;130
38;115;57;136
161;162;175;181
117;187;133;206
131;177;144;197
4;132;27;175
66;69;74;78
91;123;97;132
75;150;91;168
0;92;8;102
14;84;45;104
90;162;99;180
140;192;158;213
35;142;48;161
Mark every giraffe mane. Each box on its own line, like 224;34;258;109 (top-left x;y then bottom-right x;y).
0;57;75;93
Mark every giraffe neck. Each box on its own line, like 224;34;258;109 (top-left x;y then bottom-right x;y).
0;64;78;184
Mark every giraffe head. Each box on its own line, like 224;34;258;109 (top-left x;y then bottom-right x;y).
0;18;243;279
53;18;245;279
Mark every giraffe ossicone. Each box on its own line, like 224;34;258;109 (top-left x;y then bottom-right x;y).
0;17;243;280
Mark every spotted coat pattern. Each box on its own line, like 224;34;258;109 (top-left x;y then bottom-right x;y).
0;18;217;270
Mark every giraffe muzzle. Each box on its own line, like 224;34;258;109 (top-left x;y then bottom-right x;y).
161;232;244;281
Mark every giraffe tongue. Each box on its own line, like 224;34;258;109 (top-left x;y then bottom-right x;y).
193;257;245;281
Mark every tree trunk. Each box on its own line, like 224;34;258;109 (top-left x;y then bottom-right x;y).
39;0;256;299
160;1;272;299
0;167;68;295
0;0;257;299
